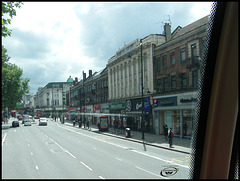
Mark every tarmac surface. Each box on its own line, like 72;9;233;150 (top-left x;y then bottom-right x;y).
63;120;192;155
2;117;192;154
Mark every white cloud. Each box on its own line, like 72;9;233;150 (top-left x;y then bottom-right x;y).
2;2;213;94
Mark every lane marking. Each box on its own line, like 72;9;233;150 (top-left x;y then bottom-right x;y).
116;158;122;161
135;166;166;179
35;165;39;170
2;133;7;146
80;161;92;171
131;150;189;169
49;138;76;159
31;152;33;155
58;124;189;168
99;176;105;179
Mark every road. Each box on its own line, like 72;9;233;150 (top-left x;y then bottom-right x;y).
2;118;190;179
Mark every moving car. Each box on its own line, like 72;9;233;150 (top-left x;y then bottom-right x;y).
39;118;47;126
22;114;30;124
12;120;20;127
24;120;31;126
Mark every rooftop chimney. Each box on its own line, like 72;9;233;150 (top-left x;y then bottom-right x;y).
164;23;171;42
83;71;86;82
89;70;92;78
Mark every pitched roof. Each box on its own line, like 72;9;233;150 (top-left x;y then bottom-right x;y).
171;15;209;39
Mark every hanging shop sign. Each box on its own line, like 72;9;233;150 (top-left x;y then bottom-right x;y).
144;97;151;115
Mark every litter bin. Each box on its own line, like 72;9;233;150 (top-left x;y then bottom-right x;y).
125;128;131;138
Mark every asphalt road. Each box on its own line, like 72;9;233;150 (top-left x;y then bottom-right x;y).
2;118;190;179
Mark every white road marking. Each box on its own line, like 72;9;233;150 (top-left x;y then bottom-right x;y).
98;176;105;179
2;133;7;146
35;165;39;170
116;158;122;161
28;144;30;147
31;152;33;155
58;124;189;169
49;138;76;159
135;166;166;178
80;161;92;171
131;150;189;169
92;147;97;150
14;130;16;132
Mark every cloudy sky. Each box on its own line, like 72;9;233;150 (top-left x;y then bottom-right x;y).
2;2;213;95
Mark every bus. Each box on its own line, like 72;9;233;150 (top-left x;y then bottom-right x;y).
34;109;43;119
10;110;16;117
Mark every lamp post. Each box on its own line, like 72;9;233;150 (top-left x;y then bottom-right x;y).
140;39;145;141
52;87;54;119
83;71;85;128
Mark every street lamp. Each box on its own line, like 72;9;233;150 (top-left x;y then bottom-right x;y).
140;39;145;141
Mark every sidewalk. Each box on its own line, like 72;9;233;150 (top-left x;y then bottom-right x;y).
62;120;192;154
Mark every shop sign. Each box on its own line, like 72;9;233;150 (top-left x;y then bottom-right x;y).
153;99;158;107
126;98;151;115
126;100;132;111
144;97;151;115
158;96;177;107
178;94;198;105
109;101;126;110
93;104;101;112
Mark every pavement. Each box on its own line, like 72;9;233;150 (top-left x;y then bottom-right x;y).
2;117;192;154
62;120;192;154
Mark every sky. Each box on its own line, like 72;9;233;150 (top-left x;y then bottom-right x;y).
2;2;213;95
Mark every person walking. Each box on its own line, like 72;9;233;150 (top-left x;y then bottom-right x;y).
87;120;90;130
168;128;174;148
164;124;168;141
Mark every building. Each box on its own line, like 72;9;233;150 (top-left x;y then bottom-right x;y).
66;69;108;126
107;33;167;132
34;81;71;117
152;15;209;138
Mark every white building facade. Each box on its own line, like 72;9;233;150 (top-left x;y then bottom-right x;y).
107;34;166;132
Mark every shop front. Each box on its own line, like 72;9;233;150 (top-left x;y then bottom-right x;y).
153;92;198;139
125;97;152;132
109;101;126;127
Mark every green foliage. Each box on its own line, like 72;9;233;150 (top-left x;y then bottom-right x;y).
2;2;23;37
2;45;30;110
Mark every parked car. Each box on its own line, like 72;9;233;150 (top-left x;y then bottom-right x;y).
12;120;20;127
39;118;47;126
24;121;31;126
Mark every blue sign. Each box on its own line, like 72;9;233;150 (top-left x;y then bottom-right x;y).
144;97;151;115
157;96;177;107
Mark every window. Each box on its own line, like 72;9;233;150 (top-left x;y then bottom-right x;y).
191;44;197;63
171;75;176;91
170;52;176;64
162;55;167;68
163;77;168;92
192;70;198;90
182;73;187;89
157;79;162;93
180;48;186;62
157;57;161;71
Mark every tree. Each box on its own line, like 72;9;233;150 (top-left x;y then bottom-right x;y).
2;46;30;110
2;2;29;110
2;1;23;37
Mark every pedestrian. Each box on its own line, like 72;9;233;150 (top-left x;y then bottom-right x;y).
87;120;89;129
164;124;168;141
168;128;174;148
